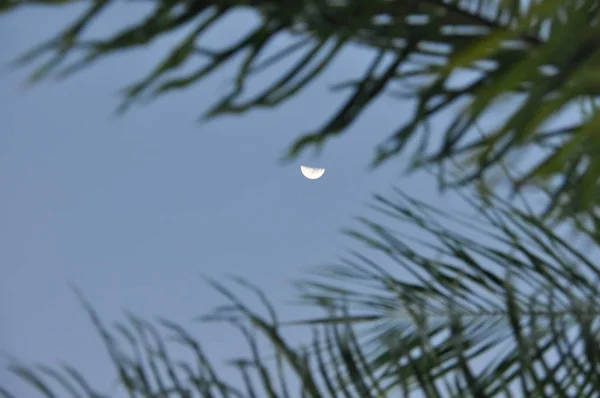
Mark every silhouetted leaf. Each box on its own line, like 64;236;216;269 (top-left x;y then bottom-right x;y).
5;0;600;222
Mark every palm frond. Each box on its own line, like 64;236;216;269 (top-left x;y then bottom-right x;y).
4;180;600;396
297;181;600;396
3;0;600;220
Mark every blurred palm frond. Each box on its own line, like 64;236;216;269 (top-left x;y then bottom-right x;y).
3;0;600;221
296;183;600;396
4;183;600;397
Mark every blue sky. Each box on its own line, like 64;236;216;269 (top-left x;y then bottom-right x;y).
0;3;559;397
0;4;442;395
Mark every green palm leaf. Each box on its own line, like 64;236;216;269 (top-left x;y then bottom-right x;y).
296;181;600;395
4;180;600;397
3;0;600;221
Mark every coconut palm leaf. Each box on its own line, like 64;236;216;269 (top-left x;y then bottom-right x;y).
4;179;600;396
1;282;406;398
295;181;600;396
3;0;600;221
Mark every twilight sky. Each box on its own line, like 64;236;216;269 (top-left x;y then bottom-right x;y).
0;3;577;397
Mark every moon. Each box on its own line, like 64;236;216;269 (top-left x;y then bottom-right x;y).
300;165;325;180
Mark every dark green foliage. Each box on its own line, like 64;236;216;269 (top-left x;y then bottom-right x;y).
3;0;600;221
3;1;600;396
3;184;600;397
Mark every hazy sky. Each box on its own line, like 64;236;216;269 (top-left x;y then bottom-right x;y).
0;3;561;397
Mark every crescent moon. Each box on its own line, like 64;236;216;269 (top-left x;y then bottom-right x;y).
300;165;325;180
